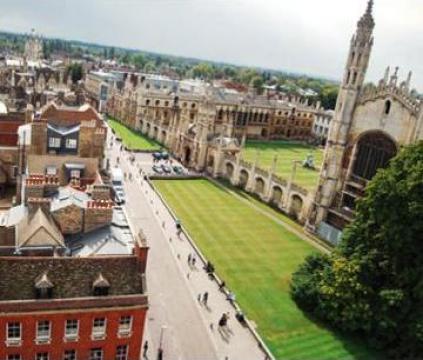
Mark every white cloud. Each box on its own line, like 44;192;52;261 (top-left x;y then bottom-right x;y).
0;0;422;88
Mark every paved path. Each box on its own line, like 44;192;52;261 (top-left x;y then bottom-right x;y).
106;131;267;360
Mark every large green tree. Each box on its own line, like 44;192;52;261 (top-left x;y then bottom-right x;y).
291;142;423;357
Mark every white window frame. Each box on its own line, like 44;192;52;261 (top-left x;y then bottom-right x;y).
48;137;61;148
91;318;106;340
46;166;57;176
65;138;77;149
70;169;81;179
115;344;128;360
8;355;21;360
118;316;132;337
63;349;77;360
36;320;51;344
89;348;103;360
35;353;49;360
64;319;79;341
6;322;22;346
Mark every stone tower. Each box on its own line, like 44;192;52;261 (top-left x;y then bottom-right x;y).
308;0;375;230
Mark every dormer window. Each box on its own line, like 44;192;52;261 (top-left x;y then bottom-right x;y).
93;273;110;296
35;273;53;299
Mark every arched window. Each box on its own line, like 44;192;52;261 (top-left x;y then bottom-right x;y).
352;71;358;85
384;100;391;115
353;132;397;180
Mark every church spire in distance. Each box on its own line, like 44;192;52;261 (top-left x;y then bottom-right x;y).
358;0;375;30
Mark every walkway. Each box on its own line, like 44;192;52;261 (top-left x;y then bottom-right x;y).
106;130;267;360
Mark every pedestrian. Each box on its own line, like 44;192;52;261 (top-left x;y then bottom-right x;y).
219;280;226;291
218;313;227;328
142;340;148;358
197;293;201;302
192;256;196;267
188;253;192;265
202;291;209;306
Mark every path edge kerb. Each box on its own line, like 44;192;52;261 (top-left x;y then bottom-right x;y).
147;177;276;360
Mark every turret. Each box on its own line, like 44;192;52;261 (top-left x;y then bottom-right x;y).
342;0;375;90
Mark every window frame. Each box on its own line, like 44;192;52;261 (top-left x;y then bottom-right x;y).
36;320;51;341
89;348;103;360
118;315;132;336
7;322;22;342
63;349;77;360
64;319;79;341
115;344;128;360
48;137;61;148
65;138;77;149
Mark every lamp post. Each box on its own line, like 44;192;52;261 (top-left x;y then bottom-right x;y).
157;325;167;360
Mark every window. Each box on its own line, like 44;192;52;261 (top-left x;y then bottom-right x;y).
90;348;103;360
7;322;21;342
384;100;391;115
46;166;57;176
65;320;79;340
8;355;21;360
70;170;80;179
36;353;49;360
49;137;61;148
118;316;132;335
92;318;106;338
36;320;51;341
63;350;76;360
115;345;128;360
66;139;77;149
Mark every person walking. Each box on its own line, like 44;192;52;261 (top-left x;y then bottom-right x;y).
188;253;192;265
191;256;196;268
202;291;209;306
142;340;148;358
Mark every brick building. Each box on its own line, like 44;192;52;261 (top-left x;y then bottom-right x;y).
0;179;149;360
16;101;107;202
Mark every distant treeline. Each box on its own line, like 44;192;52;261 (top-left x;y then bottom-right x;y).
0;30;340;109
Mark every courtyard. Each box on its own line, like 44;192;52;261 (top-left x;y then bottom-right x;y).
153;179;373;360
242;141;324;191
107;117;162;151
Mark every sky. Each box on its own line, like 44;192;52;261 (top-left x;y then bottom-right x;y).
1;0;422;89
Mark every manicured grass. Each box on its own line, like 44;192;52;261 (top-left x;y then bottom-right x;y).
107;118;161;151
154;179;374;360
242;141;324;191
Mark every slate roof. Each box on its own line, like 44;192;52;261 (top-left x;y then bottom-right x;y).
0;255;143;300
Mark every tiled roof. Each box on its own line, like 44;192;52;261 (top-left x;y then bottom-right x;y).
0;255;143;300
40;102;102;127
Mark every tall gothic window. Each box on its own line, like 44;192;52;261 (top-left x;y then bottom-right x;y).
353;132;397;180
384;100;392;115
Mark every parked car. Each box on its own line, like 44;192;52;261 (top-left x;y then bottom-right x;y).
114;189;126;205
173;165;183;174
152;164;164;174
161;164;172;174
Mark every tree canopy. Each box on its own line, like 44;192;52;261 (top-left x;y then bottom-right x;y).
291;141;423;358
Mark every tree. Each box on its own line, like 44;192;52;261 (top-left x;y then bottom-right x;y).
318;84;339;109
192;62;214;79
250;76;264;94
291;142;423;358
132;54;146;70
67;63;83;84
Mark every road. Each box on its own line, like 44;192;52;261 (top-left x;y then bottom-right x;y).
105;130;268;360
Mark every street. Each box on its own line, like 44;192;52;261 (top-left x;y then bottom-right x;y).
105;130;267;360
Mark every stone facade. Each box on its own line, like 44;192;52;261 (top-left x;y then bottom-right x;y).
106;73;321;171
307;0;423;244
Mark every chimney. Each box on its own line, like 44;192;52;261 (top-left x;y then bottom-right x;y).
27;197;51;215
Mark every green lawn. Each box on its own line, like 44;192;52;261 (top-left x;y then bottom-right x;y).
242;141;324;191
107;118;161;151
154;179;373;360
